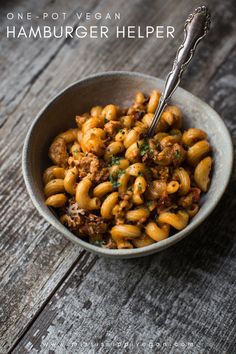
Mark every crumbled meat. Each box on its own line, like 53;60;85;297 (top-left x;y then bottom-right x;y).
178;188;201;208
61;200;108;237
191;187;201;203
73;153;109;182
80;213;107;235
134;110;146;120
104;121;121;136
149;143;186;167
49;137;68;167
112;194;133;225
151;166;171;180
104;238;117;249
127;102;146;117
157;190;172;213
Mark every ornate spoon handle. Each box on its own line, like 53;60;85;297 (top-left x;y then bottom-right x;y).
147;6;211;138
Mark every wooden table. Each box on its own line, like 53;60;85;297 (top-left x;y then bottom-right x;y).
0;0;235;353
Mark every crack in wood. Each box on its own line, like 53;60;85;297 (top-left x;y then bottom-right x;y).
7;250;87;354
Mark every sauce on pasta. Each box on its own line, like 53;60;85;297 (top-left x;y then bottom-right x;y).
43;90;213;249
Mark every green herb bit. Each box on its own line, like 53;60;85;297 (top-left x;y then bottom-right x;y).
147;201;153;208
109;173;119;188
109;169;124;188
110;156;121;166
175;150;181;158
149;149;154;158
113;181;121;188
140;139;150;156
109;178;120;189
117;170;125;179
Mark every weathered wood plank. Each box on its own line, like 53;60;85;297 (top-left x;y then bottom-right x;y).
11;33;236;354
0;0;100;128
0;0;102;352
0;0;235;353
12;187;236;354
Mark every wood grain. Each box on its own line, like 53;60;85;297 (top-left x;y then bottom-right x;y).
10;43;236;354
0;0;235;353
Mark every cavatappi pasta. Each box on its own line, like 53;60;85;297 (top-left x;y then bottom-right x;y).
43;90;213;249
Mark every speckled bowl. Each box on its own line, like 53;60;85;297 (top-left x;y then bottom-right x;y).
22;71;233;258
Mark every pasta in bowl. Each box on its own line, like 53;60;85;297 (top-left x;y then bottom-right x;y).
22;72;233;258
43;90;213;250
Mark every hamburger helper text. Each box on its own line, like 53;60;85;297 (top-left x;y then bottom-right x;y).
6;25;175;39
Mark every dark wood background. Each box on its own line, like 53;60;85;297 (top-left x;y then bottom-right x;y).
0;0;235;353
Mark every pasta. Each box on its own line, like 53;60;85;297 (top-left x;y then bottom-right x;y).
43;90;213;249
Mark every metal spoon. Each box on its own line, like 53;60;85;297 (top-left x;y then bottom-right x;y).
147;6;211;138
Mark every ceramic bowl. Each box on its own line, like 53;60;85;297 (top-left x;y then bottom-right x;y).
22;71;233;258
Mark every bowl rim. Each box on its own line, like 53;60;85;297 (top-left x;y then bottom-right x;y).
22;70;233;258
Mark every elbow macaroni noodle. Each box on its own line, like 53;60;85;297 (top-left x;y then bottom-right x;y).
43;90;213;249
